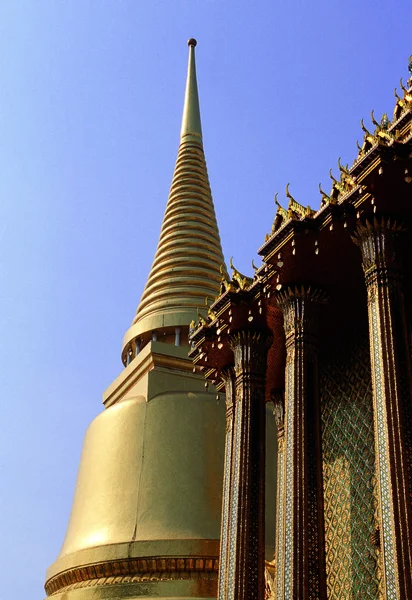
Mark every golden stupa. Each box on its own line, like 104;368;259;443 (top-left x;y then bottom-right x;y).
45;40;276;600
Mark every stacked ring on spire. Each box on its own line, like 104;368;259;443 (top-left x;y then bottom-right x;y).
121;40;225;359
134;138;224;326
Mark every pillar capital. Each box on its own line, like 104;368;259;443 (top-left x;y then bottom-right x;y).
276;287;327;368
229;329;272;379
276;285;327;337
352;217;405;287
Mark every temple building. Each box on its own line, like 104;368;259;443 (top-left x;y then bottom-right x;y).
46;38;412;600
190;57;412;600
44;39;277;600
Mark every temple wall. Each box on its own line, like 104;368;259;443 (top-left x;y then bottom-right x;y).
320;333;380;599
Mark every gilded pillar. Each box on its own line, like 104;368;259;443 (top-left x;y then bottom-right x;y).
218;330;271;600
276;287;327;600
354;219;412;600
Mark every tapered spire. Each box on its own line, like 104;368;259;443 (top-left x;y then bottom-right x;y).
122;39;225;360
181;38;202;141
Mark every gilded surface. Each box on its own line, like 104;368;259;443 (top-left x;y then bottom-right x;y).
122;40;225;357
47;40;229;600
321;336;380;599
46;557;219;596
53;394;224;560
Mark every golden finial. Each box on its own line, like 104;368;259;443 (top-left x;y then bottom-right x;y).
338;156;350;175
252;259;259;273
196;306;207;325
338;157;357;191
329;168;338;184
356;139;362;151
220;263;228;277
273;192;288;226
205;297;218;320
188;38;197;47
285;183;293;201
319;183;330;204
229;257;253;291
371;110;380;128
394;87;401;100
380;113;390;129
400;78;408;94
360;118;372;136
285;183;312;218
219;263;233;294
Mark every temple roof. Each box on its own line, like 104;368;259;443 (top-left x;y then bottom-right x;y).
266;63;412;240
188;55;412;399
122;40;225;358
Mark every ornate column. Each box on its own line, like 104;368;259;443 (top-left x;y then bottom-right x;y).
218;366;236;600
276;287;327;600
272;390;285;600
218;330;271;600
354;218;412;600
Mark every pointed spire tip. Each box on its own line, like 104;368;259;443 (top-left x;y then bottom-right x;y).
181;36;202;140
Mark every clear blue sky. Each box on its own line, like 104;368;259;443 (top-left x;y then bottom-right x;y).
0;1;410;597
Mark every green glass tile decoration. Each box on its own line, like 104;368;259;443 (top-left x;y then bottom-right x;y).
321;336;380;599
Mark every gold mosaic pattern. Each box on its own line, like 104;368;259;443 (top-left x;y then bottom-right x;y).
321;337;379;599
307;361;322;599
227;400;242;600
284;357;295;598
218;413;233;600
275;439;285;600
396;313;412;509
369;297;397;599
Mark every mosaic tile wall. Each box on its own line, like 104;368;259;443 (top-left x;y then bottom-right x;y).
320;336;380;599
